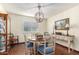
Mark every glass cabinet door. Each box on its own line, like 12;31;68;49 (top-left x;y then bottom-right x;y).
0;13;8;54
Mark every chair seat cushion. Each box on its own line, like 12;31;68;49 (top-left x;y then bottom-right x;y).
37;45;54;54
27;41;33;48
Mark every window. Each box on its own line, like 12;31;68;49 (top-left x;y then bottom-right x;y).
24;21;38;32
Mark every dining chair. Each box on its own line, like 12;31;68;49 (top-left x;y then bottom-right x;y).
24;34;33;55
36;35;55;55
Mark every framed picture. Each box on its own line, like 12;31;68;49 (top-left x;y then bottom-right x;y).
55;18;70;30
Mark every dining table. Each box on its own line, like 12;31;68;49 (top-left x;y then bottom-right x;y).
30;38;45;55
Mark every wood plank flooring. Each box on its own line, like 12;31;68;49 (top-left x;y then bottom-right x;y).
7;44;79;55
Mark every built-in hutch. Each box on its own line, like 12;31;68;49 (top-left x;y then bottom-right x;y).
0;13;8;54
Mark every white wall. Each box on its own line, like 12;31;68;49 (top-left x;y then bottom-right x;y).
0;4;47;43
47;5;79;51
0;4;7;13
8;13;47;42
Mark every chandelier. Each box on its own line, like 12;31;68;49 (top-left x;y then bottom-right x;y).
35;4;45;23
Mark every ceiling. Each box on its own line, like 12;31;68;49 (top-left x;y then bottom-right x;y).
1;3;79;18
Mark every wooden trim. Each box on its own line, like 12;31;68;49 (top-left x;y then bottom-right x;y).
18;42;25;44
56;43;79;53
10;42;25;45
6;14;8;52
0;13;8;20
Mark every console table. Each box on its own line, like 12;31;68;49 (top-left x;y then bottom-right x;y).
52;34;75;53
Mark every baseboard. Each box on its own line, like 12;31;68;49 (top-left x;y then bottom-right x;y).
18;42;25;44
10;42;25;45
56;43;79;53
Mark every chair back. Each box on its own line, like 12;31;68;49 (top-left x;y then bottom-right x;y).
36;35;43;41
47;36;55;47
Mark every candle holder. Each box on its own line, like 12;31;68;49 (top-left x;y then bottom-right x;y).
65;24;69;36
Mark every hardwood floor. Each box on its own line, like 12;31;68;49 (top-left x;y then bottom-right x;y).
55;44;79;55
7;44;79;55
8;44;25;55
